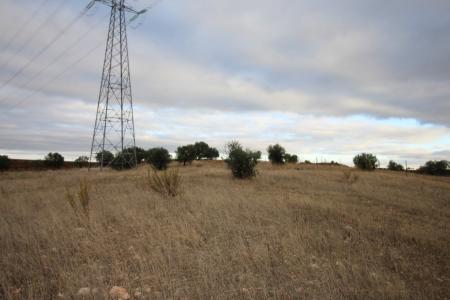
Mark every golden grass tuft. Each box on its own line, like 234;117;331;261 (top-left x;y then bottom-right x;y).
65;178;90;219
146;167;182;198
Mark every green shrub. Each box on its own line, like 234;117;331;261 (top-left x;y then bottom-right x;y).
353;153;378;170
225;141;259;179
417;160;449;176
304;160;312;164
74;156;89;168
44;152;64;169
146;147;171;170
95;150;114;167
387;160;404;171
267;144;286;164
110;150;137;170
0;155;10;171
285;154;299;163
176;145;197;166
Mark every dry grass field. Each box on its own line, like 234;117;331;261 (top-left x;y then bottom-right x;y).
0;161;449;299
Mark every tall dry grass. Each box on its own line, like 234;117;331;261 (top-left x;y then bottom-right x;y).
0;161;449;299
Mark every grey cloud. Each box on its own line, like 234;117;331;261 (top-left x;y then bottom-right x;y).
0;0;449;166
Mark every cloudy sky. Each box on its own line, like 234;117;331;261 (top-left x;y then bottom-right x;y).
0;0;449;167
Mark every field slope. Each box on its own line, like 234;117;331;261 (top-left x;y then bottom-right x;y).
0;162;449;299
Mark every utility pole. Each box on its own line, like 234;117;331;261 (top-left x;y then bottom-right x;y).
89;0;148;170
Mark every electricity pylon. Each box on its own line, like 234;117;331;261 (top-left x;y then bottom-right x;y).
89;0;147;170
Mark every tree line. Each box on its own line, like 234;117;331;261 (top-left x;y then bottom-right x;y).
0;143;448;178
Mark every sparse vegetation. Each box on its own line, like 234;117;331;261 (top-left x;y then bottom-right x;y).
388;160;404;171
0;155;10;171
0;161;448;299
44;152;64;168
353;153;379;170
267;144;286;164
417;160;449;176
225;141;260;179
146;147;171;170
146;167;182;197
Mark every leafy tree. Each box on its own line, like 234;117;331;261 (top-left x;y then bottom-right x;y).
95;150;114;166
193;141;210;160
249;150;262;162
0;155;10;171
205;147;220;160
417;160;449;176
110;151;137;170
176;145;196;166
304;160;312;164
267;144;286;164
285;154;299;163
387;160;404;171
353;153;379;170
122;146;147;163
74;156;89;168
44;152;64;168
225;141;259;179
146;147;171;170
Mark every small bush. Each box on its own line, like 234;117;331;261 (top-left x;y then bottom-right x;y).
74;156;89;168
176;145;197;166
285;154;299;164
417;160;449;176
146;147;171;170
0;155;10;171
225;141;259;179
353;153;379;171
267;144;286;164
388;160;404;171
44;152;64;169
304;160;312;164
95;150;114;167
146;168;182;197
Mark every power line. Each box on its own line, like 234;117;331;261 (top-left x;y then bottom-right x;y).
0;0;52;55
2;0;164;113
0;0;65;73
0;13;109;105
3;41;105;113
0;1;94;91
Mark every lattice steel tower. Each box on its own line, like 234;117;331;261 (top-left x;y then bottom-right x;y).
89;0;147;169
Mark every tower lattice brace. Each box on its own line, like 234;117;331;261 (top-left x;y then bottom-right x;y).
90;0;137;169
